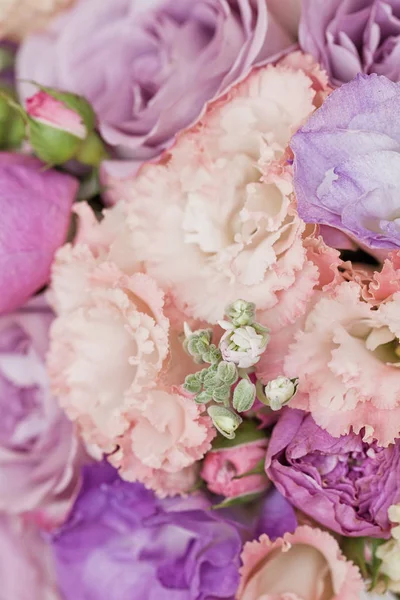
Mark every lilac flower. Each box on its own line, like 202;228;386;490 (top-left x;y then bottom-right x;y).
299;0;400;86
51;463;244;600
291;73;400;250
0;295;83;526
265;408;400;538
17;0;293;178
0;152;77;314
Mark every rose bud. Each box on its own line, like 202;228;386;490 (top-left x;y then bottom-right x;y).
201;421;269;500
24;85;104;166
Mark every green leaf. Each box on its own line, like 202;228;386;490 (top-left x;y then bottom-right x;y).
212;491;264;510
211;419;267;450
212;384;231;403
184;374;202;394
341;538;368;580
217;361;238;385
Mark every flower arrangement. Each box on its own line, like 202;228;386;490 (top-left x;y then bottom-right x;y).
3;1;400;598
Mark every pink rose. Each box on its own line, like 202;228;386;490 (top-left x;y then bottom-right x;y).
237;526;363;600
201;435;269;499
26;90;86;139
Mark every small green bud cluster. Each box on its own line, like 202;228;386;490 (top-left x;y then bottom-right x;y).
182;301;264;440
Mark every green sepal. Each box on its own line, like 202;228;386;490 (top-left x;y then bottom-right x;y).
28;116;82;165
212;491;264;510
211;419;267;450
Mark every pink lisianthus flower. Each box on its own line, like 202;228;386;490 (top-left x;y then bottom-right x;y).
26;91;86;139
201;438;269;499
107;55;329;324
48;204;215;496
285;276;400;446
237;526;363;600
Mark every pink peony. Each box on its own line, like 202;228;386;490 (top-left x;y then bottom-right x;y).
201;437;269;499
108;56;329;324
237;526;363;600
26;90;86;139
286;279;400;446
48;204;215;495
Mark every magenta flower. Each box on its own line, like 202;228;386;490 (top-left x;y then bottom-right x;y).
17;0;293;177
0;152;77;314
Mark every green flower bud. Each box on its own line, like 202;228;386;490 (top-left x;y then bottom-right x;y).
183;374;202;394
217;361;238;385
225;299;256;327
212;384;231;403
232;379;256;413
207;406;242;439
195;391;212;405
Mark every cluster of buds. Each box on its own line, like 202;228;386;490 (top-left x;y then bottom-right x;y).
2;83;107;167
183;300;270;439
183;300;298;439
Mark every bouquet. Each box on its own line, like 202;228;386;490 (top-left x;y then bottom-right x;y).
2;0;400;598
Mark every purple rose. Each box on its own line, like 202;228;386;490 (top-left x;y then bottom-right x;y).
51;463;244;600
265;408;400;538
299;0;400;86
0;152;77;315
0;295;84;526
17;0;293;178
291;73;400;250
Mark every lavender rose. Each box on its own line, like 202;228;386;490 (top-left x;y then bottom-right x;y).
299;0;400;86
0;152;77;314
265;408;400;538
0;295;83;526
17;0;293;177
51;463;244;600
291;73;400;250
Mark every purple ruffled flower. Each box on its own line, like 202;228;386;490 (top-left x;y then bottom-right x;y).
291;73;400;250
17;0;293;178
265;408;400;538
51;463;244;600
299;0;400;86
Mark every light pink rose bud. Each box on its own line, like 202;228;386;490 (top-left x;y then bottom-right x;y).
26;91;86;139
201;423;269;499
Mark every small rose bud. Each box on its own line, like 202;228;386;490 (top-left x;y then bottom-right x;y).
27;90;87;139
233;379;256;412
201;421;269;499
225;299;255;327
207;406;242;439
264;376;297;411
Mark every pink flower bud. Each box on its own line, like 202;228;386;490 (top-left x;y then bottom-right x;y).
26;91;86;139
201;438;269;499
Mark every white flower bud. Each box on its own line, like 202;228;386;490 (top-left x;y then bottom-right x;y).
264;376;296;411
207;406;242;439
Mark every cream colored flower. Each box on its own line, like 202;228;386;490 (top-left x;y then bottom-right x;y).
0;0;75;40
